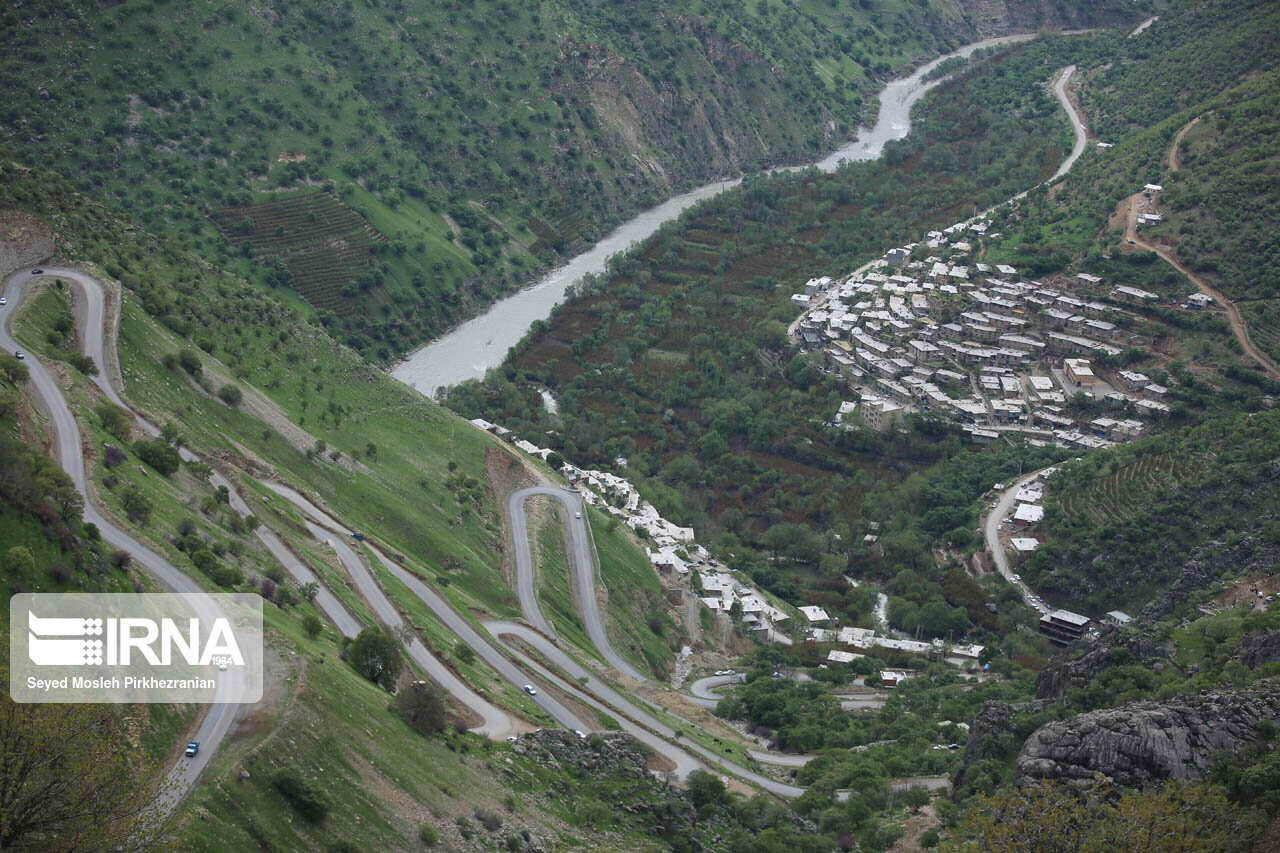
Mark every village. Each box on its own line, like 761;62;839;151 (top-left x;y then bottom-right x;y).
791;184;1199;451
469;415;987;678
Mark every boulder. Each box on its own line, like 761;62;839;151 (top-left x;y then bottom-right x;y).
1015;689;1280;790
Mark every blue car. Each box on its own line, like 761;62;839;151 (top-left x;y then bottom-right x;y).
184;741;199;757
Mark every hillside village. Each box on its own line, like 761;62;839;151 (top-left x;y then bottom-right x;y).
469;416;986;667
792;184;1195;450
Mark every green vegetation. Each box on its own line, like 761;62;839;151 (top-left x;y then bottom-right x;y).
1027;409;1280;614
447;33;1106;604
0;0;1142;359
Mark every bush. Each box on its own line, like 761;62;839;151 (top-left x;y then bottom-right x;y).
177;348;202;378
418;824;438;846
474;808;503;832
102;444;126;467
217;384;243;406
96;403;132;441
348;627;403;690
271;770;329;823
132;438;180;475
69;353;98;376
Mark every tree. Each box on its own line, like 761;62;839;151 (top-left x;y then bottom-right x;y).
685;770;730;810
96;402;132;441
902;787;930;814
301;581;319;602
3;546;34;577
0;665;176;849
394;680;447;735
133;439;180;476
302;613;322;639
453;643;476;666
348;627;403;690
949;777;1263;853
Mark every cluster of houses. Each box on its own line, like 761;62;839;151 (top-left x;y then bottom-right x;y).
791;214;1183;451
811;624;984;666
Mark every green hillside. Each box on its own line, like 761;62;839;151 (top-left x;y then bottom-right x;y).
0;0;1144;359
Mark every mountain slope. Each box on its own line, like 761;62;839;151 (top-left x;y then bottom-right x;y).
0;0;1145;359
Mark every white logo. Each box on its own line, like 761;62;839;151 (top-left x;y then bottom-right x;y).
27;612;243;668
10;593;262;704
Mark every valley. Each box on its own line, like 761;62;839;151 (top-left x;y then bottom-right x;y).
2;1;1279;851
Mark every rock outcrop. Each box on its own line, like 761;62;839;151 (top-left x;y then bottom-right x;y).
1015;689;1280;790
951;698;1054;792
1035;625;1174;700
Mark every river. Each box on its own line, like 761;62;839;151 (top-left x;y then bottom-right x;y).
392;34;1038;398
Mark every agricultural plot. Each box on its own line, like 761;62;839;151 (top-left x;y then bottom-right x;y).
1056;452;1202;527
212;193;387;315
1241;300;1280;365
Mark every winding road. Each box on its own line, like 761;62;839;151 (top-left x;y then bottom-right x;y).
1;268;244;809
984;468;1053;614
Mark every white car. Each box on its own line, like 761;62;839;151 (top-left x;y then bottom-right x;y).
506;735;518;743
714;669;736;677
573;730;587;739
1013;574;1021;581
0;297;7;305
574;512;581;519
522;684;537;696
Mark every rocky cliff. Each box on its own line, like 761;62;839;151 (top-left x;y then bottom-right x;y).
1035;625;1175;700
1014;689;1280;790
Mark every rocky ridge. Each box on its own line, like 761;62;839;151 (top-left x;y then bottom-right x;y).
1014;689;1280;790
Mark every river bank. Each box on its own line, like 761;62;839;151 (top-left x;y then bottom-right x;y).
392;33;1046;398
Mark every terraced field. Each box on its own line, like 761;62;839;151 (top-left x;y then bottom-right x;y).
212;193;387;315
1241;300;1280;365
1056;452;1203;526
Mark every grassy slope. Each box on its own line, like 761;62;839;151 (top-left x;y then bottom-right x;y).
0;0;1145;360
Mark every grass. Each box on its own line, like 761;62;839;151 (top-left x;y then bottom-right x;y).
587;504;677;678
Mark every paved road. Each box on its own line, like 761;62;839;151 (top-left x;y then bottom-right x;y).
1050;65;1087;181
262;481;579;736
508;486;647;681
984;469;1052;614
1;268;243;810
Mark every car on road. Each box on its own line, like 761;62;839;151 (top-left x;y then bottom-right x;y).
573;730;587;739
0;297;7;305
714;669;736;676
574;512;581;519
184;741;199;757
1012;573;1021;581
13;351;23;360
522;684;537;696
506;735;518;743
31;269;43;275
1126;239;1136;245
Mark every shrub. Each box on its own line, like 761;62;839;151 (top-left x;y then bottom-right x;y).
69;353;98;376
177;348;202;378
271;770;328;823
96;403;132;441
474;808;502;832
217;384;243;406
418;824;438;846
102;444;126;467
132;439;180;475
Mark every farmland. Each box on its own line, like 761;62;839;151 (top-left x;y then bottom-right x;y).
211;192;387;316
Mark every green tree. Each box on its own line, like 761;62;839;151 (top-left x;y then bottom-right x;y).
3;546;35;577
302;613;323;639
216;384;243;406
394;680;447;735
96;402;132;441
133;439;181;476
0;353;29;384
0;664;175;849
348;627;403;690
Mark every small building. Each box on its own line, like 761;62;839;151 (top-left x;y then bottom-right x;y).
799;605;831;624
1013;503;1044;527
1063;358;1097;387
1010;537;1039;553
1186;293;1214;310
880;671;908;689
1105;610;1133;627
1039;609;1091;646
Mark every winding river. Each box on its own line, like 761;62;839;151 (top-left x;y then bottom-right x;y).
392;34;1038;397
